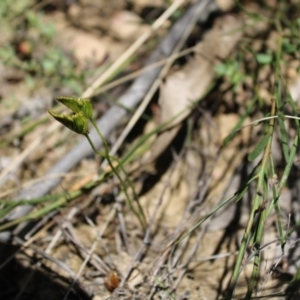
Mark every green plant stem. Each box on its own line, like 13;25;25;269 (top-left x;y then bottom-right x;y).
227;100;276;299
86;120;147;229
247;101;276;298
0;169;108;232
0;189;82;232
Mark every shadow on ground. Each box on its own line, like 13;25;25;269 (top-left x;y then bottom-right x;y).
0;244;91;300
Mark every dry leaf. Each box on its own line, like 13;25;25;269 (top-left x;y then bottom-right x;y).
110;11;149;40
216;0;235;11
159;15;243;129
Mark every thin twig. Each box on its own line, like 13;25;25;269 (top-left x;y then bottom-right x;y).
96;46;197;95
81;0;187;98
63;240;98;300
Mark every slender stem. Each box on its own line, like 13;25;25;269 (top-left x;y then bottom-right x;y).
227;100;276;299
86;121;147;229
84;134;105;158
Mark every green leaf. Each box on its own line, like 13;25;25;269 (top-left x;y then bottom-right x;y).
256;53;273;64
282;38;297;54
248;134;270;161
42;59;56;76
48;110;89;134
56;96;92;119
215;63;227;75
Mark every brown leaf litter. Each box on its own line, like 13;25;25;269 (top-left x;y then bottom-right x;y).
1;1;300;300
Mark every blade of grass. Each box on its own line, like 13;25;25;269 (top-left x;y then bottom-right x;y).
88;120;147;229
0;190;81;232
268;135;298;249
276;106;289;163
0;171;108;232
248;134;270;162
0;193;66;219
176;170;260;245
245;178;269;299
227;100;276;299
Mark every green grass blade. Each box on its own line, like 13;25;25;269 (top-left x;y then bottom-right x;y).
275;80;290;163
248;134;270;161
278;134;298;191
0;193;66;219
177;172;260;244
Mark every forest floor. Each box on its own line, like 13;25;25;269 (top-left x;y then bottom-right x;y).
1;0;300;299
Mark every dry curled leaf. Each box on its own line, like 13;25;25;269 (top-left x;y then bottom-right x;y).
159;15;243;129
